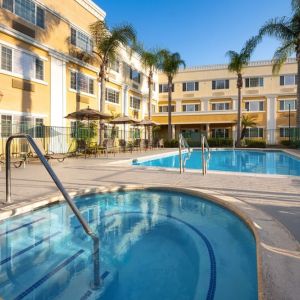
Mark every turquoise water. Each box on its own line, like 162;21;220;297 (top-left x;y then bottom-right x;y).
0;190;258;300
133;150;300;176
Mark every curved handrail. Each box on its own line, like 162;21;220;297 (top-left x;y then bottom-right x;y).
5;134;101;289
178;134;191;173
201;135;210;175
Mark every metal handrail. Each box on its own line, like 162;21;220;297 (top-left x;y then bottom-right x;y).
201;134;210;176
5;134;101;289
178;134;191;174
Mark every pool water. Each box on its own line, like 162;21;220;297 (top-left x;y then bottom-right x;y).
133;150;300;176
0;190;258;300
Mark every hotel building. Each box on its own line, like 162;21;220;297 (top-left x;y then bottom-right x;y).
0;0;298;148
152;59;298;144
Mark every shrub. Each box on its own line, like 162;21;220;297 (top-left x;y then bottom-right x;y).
245;139;266;148
207;138;233;147
281;140;300;148
164;139;179;148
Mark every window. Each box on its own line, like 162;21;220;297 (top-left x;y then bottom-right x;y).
212;80;229;90
109;59;120;73
280;75;296;86
152;104;156;113
211;102;230;111
280;127;297;138
70;27;93;53
159;83;174;93
0;45;44;80
245;77;264;88
245;101;264;112
106;88;119;104
130;96;141;110
35;118;44;138
129;68;141;84
159;105;175;112
182;104;200;112
1;46;12;71
182;81;199;91
245;128;264;138
212;128;229;138
279;100;296;111
3;0;45;28
70;71;94;95
153;83;156;92
1;115;12;137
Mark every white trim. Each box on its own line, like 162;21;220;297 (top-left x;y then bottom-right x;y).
0;69;48;85
75;0;106;19
69;88;96;98
153;110;237;116
0;109;47;118
68;68;97;79
0;39;48;61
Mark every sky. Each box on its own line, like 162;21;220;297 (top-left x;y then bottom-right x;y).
95;0;292;67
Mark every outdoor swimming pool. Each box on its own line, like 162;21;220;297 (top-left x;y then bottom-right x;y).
0;190;258;300
133;149;300;176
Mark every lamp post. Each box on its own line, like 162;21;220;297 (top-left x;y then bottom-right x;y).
288;103;291;142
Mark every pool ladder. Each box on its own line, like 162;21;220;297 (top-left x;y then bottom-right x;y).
178;134;191;174
4;134;101;290
201;134;210;176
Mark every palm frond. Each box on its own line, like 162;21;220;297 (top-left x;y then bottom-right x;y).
272;41;295;73
292;0;300;13
159;50;185;80
259;17;295;42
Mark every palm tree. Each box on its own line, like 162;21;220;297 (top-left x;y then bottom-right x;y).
258;0;300;127
159;50;185;141
226;37;259;147
241;115;257;140
89;21;136;113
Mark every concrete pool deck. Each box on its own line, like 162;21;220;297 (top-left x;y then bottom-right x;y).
0;148;299;299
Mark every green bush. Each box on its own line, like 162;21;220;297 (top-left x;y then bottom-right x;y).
281;140;300;148
164;139;179;148
207;138;233;147
245;139;266;148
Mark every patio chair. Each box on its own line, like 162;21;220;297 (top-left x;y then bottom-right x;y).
103;139;119;157
28;139;66;162
157;138;164;148
0;153;26;169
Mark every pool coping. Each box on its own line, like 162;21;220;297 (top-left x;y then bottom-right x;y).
1;184;299;299
125;148;300;178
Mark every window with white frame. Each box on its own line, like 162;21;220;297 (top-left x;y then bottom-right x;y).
35;117;44;138
245;77;264;88
109;59;120;73
212;128;229;138
70;27;93;53
0;45;44;80
159;105;175;112
152;104;156;113
130;96;141;110
182;81;199;91
212;79;229;90
159;84;174;93
130;68;141;84
245;128;264;138
70;71;94;95
245;101;264;112
280;75;296;86
1;115;12;137
279;99;297;111
2;0;45;28
182;104;200;112
211;102;230;111
279;127;297;138
106;88;119;104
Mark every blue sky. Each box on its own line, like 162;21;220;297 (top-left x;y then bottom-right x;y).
95;0;292;67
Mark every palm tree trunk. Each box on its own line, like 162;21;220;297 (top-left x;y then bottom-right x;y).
148;74;152;144
296;54;300;129
236;74;243;147
167;79;172;141
99;65;106;145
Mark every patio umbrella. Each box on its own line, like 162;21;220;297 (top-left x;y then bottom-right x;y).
137;119;160;140
110;115;139;140
65;106;111;139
